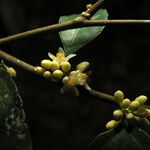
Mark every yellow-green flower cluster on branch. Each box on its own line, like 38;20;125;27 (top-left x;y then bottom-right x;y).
106;90;150;130
34;47;76;80
34;47;90;96
61;61;90;97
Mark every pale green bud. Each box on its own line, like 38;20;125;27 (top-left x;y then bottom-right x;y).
6;67;17;77
53;70;64;79
129;101;140;111
121;99;131;108
126;112;134;120
43;71;52;79
34;66;45;75
113;109;124;120
41;59;52;69
62;76;69;84
61;62;71;72
76;61;90;72
81;11;91;18
50;61;60;71
106;120;119;130
135;95;147;105
114;90;124;102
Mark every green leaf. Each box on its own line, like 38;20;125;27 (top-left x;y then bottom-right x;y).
59;9;108;55
0;65;32;150
88;127;150;150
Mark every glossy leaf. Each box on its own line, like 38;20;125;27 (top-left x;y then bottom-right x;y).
59;9;108;55
0;65;32;150
88;127;150;150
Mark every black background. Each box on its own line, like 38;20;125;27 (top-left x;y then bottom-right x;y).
0;0;150;150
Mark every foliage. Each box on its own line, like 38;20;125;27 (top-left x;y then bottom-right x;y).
59;9;108;55
0;65;32;150
88;126;150;150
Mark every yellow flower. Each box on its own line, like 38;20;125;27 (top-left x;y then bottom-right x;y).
61;61;90;97
63;70;88;87
48;47;76;71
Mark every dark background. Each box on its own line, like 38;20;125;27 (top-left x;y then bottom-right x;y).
0;0;150;150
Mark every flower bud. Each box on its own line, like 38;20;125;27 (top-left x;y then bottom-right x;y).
50;61;60;71
53;70;64;79
41;59;52;69
106;120;118;130
114;90;124;102
6;67;17;77
61;62;71;72
86;4;92;9
126;112;134;120
129;101;140;111
43;71;52;79
135;95;147;105
76;61;89;72
81;12;90;18
62;76;69;84
121;99;131;109
113;109;124;120
34;66;45;75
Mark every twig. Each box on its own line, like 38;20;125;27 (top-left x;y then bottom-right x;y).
0;0;149;45
0;49;118;105
82;19;150;25
0;50;36;74
86;0;105;15
0;50;150;110
0;0;105;45
0;19;150;45
83;84;150;110
83;83;118;104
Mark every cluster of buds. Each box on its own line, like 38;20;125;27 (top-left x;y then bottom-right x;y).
35;47;90;96
34;47;76;81
106;90;150;130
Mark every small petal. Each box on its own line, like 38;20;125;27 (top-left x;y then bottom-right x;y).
58;47;65;54
66;54;76;61
76;61;89;72
48;52;56;60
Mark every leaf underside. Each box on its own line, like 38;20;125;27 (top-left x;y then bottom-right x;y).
0;65;32;150
88;127;150;150
59;9;108;55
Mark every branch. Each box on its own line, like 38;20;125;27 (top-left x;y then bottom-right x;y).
84;84;150;110
0;50;36;74
86;0;105;16
0;0;149;44
0;0;105;45
83;83;118;104
0;19;150;45
0;49;150;111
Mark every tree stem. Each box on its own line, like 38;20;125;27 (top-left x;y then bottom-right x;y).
0;50;150;112
0;50;36;74
0;19;150;44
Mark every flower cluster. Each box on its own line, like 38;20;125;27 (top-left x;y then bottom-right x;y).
35;47;90;96
61;61;90;96
34;47;76;80
106;90;150;130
